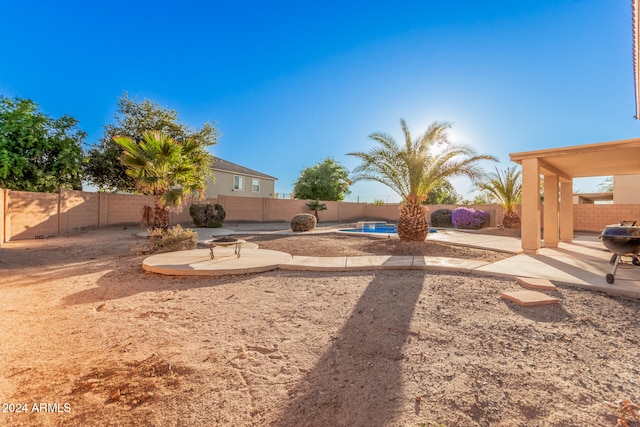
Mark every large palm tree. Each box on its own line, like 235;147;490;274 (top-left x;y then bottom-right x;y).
474;166;522;228
114;131;212;230
348;119;497;241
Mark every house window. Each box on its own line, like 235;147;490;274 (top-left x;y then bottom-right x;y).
252;178;260;192
233;176;243;191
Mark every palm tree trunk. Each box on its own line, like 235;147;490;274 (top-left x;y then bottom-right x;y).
502;211;521;229
152;196;170;231
397;203;430;241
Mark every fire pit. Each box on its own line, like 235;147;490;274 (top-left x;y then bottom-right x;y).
599;221;640;284
209;236;246;260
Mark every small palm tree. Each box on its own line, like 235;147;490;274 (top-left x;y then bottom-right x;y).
474;166;522;228
115;131;211;230
305;199;327;221
348;119;496;241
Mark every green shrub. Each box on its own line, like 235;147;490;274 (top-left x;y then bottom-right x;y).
189;203;226;228
147;225;198;253
430;209;453;228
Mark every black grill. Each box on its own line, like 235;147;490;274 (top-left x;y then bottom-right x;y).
599;221;640;284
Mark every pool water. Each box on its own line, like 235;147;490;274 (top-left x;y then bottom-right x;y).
341;226;398;233
340;223;398;234
340;223;438;234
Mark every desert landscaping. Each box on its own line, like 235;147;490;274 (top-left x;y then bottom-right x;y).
1;225;639;426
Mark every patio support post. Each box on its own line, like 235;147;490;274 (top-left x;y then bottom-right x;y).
521;158;541;254
543;174;559;248
559;180;573;242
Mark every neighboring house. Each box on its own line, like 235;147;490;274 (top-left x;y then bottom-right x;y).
613;174;640;203
573;192;613;204
205;158;277;198
572;174;640;204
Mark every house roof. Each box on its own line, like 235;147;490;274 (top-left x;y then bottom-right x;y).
211;157;277;181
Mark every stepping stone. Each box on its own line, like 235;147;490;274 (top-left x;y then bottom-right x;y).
515;277;558;291
500;290;561;307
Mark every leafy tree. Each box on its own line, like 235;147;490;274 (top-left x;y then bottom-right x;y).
293;157;352;201
423;179;461;204
0;96;85;192
348;119;496;241
464;192;492;205
474;166;522;228
85;93;218;192
598;176;614;192
115;131;212;230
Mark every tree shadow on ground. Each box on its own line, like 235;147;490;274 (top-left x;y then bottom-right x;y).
61;261;243;306
274;272;425;426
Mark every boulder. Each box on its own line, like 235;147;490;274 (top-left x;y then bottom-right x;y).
291;213;317;232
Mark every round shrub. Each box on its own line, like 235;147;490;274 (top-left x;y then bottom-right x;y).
189;203;226;228
291;213;317;232
451;207;489;230
430;209;453;228
147;225;198;253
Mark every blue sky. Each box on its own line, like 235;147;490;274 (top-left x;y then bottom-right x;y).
1;0;637;202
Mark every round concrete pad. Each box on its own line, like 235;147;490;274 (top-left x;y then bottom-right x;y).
201;240;259;249
142;248;293;276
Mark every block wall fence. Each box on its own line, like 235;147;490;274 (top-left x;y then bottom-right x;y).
1;188;639;245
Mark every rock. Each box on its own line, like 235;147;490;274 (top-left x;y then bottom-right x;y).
291;213;316;232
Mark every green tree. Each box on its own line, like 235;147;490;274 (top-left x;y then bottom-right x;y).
0;96;85;192
463;192;492;205
115;131;212;230
293;157;352;201
598;176;614;192
424;179;461;204
348;119;496;241
474;166;522;228
85;93;218;192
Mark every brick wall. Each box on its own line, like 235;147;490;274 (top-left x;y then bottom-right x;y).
261;197;310;222
2;187;639;242
60;189;100;233
4;189;198;241
7;190;61;240
573;204;640;231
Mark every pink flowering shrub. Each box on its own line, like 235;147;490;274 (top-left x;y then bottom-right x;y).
451;207;489;230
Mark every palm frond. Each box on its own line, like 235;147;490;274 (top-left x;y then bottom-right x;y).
348;118;497;204
474;166;522;212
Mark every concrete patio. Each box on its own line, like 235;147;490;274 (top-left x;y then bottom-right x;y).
141;225;640;299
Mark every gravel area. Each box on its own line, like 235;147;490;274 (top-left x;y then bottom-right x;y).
1;227;638;426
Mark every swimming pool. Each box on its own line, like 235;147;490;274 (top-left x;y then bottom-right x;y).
341;226;398;233
339;221;438;235
339;222;398;234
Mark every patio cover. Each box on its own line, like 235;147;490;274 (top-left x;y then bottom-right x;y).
510;138;640;254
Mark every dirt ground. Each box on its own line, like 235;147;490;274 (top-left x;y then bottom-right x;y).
1;226;639;427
